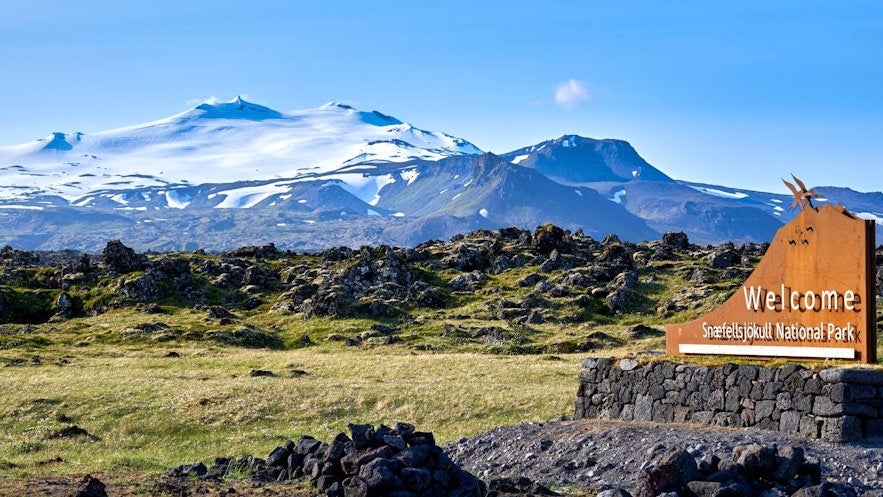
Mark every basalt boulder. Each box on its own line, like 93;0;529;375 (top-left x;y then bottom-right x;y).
102;240;147;274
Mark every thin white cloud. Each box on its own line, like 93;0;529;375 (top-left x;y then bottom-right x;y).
554;79;594;110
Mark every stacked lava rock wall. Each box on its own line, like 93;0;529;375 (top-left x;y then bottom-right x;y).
575;358;883;442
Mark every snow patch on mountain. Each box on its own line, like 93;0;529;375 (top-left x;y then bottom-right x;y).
0;204;43;210
335;174;397;204
687;185;748;200
213;183;293;209
400;169;420;185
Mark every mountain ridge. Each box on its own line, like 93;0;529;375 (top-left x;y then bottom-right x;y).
0;96;880;251
0;97;482;203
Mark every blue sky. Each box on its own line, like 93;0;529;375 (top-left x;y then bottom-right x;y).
1;0;881;193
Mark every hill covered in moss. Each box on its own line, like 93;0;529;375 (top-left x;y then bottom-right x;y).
4;224;851;358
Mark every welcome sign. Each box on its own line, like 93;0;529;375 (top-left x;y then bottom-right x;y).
666;182;877;363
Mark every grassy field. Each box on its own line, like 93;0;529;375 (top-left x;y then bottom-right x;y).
0;344;588;478
2;331;878;481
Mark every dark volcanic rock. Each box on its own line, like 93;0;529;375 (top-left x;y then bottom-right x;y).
443;243;492;271
637;449;698;497
711;249;742;270
302;245;418;318
447;420;880;496
226;243;280;259
450;271;488;292
606;270;638;313
533;224;571;256
168;423;485;497
661;231;690;251
487;476;561;496
102;240;147;274
73;474;108;497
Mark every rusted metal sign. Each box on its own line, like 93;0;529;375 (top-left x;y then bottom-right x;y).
666;178;877;363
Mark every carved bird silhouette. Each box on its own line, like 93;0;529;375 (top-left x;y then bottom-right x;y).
782;175;822;209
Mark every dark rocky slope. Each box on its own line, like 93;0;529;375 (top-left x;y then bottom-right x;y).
447;418;883;496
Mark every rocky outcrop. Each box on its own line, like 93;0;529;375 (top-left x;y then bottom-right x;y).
533;224;571;256
450;271;487;292
0;225;844;336
661;231;691;251
168;423;485;497
632;444;834;497
113;255;194;305
102;240;147;274
300;245;418;318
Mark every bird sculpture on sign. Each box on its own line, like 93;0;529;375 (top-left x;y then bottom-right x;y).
782;175;822;210
666;174;878;363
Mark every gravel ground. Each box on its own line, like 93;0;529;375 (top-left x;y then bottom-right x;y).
445;418;883;494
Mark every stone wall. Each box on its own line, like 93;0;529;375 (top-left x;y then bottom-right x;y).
574;358;883;442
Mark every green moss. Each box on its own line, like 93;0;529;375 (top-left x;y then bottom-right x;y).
204;327;285;349
0;335;53;351
0;288;57;324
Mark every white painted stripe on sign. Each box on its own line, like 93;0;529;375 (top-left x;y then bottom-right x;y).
679;344;855;359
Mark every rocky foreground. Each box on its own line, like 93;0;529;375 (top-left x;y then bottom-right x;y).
11;416;883;497
151;418;883;497
448;418;883;496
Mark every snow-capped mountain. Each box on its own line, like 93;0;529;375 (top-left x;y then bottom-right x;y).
0;97;480;205
0;97;880;252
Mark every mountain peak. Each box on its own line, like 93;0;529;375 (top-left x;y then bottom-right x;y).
468;152;526;186
502;135;673;184
193;96;283;120
315;101;411;128
320;101;355;110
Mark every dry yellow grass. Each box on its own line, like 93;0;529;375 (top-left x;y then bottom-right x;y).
0;346;582;477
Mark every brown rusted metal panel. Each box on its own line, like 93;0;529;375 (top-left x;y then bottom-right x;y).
666;203;877;363
864;217;877;363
